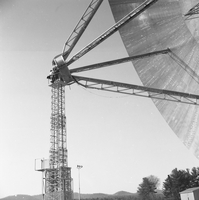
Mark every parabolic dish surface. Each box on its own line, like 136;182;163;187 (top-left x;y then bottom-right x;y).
108;0;199;158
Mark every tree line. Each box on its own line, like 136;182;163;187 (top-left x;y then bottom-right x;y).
75;167;199;200
137;167;199;200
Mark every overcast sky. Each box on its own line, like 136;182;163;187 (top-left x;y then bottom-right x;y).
1;0;199;198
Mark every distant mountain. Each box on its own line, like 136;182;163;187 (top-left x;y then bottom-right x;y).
113;191;135;196
0;195;39;200
73;192;110;199
1;191;138;200
69;191;137;199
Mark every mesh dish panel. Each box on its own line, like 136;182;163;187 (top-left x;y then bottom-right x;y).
108;0;199;158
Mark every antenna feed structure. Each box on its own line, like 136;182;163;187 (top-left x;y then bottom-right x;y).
47;54;74;86
52;53;65;66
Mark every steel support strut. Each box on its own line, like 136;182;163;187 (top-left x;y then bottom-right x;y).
70;49;170;74
73;76;199;105
53;0;103;66
53;0;160;85
66;0;159;67
185;3;199;18
62;0;103;60
168;50;199;84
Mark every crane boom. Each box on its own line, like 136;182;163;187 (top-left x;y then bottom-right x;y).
73;75;199;105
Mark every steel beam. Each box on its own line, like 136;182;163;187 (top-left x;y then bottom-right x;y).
73;75;199;105
62;0;103;60
185;3;199;17
70;49;170;74
66;0;159;67
169;50;199;84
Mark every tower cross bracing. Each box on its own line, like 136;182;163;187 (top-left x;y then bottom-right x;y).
43;81;73;200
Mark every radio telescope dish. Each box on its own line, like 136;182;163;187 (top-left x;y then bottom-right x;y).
108;0;199;158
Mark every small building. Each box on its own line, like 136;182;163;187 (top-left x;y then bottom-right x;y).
180;187;199;200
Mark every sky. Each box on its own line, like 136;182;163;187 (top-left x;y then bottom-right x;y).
1;0;199;198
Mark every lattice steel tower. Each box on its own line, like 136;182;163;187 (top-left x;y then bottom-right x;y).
35;79;73;200
45;80;72;200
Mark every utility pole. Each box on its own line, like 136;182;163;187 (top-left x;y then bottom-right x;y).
77;165;83;200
